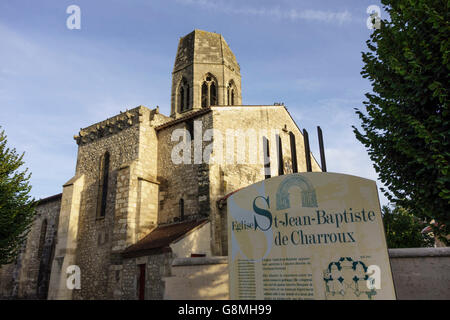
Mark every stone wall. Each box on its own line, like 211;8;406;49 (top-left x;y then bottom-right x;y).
71;108;142;299
46;106;163;300
161;248;450;300
389;247;450;300
118;252;173;300
0;195;61;299
0;262;17;298
47;175;84;300
208;106;322;255
156;112;214;225
156;105;322;256
164;257;228;300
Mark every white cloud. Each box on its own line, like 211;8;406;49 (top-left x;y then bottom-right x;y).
176;0;352;24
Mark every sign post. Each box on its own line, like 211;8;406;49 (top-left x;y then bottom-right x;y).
227;173;396;300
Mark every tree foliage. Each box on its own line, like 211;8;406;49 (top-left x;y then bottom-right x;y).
0;127;36;265
354;0;450;244
382;205;433;248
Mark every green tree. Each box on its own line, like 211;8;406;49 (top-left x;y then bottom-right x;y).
354;0;450;244
0;127;36;265
382;205;433;248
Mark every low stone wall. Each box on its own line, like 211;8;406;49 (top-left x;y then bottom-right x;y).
163;257;228;300
163;248;450;300
389;247;450;300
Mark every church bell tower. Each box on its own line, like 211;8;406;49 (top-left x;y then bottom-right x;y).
170;30;242;118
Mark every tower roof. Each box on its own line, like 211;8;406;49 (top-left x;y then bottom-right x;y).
173;29;240;74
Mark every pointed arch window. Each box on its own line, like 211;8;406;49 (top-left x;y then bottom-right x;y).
97;151;110;218
201;73;218;108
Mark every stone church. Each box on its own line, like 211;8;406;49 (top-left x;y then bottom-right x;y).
0;30;322;300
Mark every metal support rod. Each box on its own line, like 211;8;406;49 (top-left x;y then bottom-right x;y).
317;126;327;172
303;129;312;172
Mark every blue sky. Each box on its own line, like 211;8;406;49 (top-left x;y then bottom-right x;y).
0;0;389;205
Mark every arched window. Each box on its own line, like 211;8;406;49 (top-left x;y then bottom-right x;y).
201;73;218;108
179;198;184;221
97;151;110;218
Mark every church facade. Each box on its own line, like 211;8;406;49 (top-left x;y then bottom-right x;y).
0;30;322;300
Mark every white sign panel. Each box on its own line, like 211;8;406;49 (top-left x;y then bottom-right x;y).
227;173;396;300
